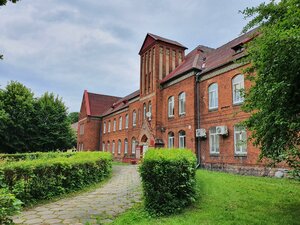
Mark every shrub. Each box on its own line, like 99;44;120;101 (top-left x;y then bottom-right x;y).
0;152;112;205
139;148;197;216
0;188;22;225
0;151;75;162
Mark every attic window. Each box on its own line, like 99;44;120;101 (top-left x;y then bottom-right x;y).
232;44;245;54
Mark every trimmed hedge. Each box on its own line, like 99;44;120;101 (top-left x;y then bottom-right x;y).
139;148;197;216
0;188;22;225
0;152;75;162
0;152;112;205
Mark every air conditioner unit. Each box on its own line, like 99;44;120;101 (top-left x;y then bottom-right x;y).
196;128;206;138
216;126;228;135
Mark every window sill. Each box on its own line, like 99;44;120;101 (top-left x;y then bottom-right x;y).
208;108;218;112
168;115;175;118
233;102;244;107
210;153;220;157
179;113;186;117
234;154;247;157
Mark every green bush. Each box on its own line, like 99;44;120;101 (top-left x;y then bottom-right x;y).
0;151;75;162
0;188;22;225
139;148;197;216
0;152;112;205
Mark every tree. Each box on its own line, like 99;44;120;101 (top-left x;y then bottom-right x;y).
31;92;76;152
68;112;79;124
241;0;300;176
0;81;35;153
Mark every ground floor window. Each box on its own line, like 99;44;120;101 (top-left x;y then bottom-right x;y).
124;139;128;154
132;138;136;154
234;125;247;155
209;127;219;154
168;132;174;148
102;142;105;151
178;130;186;148
112;141;115;154
118;140;121;154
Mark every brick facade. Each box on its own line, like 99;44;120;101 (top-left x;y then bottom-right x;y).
78;30;288;175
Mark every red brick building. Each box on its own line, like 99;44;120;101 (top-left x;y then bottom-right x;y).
78;30;285;175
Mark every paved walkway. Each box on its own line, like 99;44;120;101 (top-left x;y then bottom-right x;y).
13;165;142;225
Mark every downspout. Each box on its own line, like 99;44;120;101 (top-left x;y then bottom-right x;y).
195;72;201;168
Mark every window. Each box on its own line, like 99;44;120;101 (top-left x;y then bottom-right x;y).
79;124;84;135
234;126;247;155
168;132;175;148
125;114;129;129
131;138;136;154
112;140;115;154
108;121;111;133
102;142;105;151
124;139;128;154
209;127;220;154
178;130;186;148
118;140;121;155
148;101;152;120
143;103;147;120
232;74;245;104
103;122;106;134
178;92;186;115
132;110;136;127
209;83;218;110
168;96;174;117
107;141;110;152
119;117;122;130
113;119;116;132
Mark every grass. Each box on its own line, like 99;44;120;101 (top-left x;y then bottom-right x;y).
112;169;300;225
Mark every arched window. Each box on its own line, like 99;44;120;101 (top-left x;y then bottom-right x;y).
102;142;105;151
103;122;106;134
232;74;244;104
178;92;186;115
168;96;174;117
148;101;152;121
113;119;116;132
234;125;247;155
143;103;147;120
168;132;175;148
118;139;122;155
131;137;136;154
119;117;122;130
124;138;128;155
178;130;186;148
107;141;110;152
108;121;111;133
209;127;219;154
208;83;218;110
132;110;136;127
112;140;115;154
125;114;129;129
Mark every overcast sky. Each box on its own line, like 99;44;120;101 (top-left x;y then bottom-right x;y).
0;0;265;112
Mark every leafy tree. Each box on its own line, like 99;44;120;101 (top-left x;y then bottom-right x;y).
68;112;79;124
0;81;35;153
241;0;300;175
31;92;76;151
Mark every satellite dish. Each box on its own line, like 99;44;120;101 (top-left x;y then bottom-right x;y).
146;112;152;118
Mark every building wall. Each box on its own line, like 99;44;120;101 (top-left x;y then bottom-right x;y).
77;117;101;151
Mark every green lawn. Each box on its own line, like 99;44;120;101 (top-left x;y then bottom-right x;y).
112;170;300;225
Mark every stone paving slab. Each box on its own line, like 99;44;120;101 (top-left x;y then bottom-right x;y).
13;165;142;225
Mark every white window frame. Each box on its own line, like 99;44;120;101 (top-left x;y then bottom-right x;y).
168;132;174;148
113;119;116;132
209;83;218;110
119;117;122;130
178;92;186;115
179;130;186;148
118;140;121;154
143;103;147;120
234;125;247;155
108;121;111;133
103;122;106;134
125;114;129;129
124;139;128;154
232;74;245;104
209;127;220;154
112;141;115;154
107;142;110;152
102;142;105;151
131;138;136;154
132;111;136;127
168;96;174;117
79;124;84;135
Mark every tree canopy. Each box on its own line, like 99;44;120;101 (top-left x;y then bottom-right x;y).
0;81;76;153
242;0;300;175
68;112;79;124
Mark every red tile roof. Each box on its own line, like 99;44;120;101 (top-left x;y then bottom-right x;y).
161;29;258;83
84;90;122;117
101;90;140;117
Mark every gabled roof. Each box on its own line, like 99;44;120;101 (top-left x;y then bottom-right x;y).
161;45;214;84
101;90;140;117
139;33;187;55
83;90;121;117
161;29;258;84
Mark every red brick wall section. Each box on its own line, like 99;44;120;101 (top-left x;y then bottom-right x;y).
77;117;101;151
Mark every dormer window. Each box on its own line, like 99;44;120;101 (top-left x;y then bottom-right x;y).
232;44;245;54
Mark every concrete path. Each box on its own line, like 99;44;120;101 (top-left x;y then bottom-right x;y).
13;165;142;225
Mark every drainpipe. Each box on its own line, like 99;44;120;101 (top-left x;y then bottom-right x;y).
195;72;201;168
